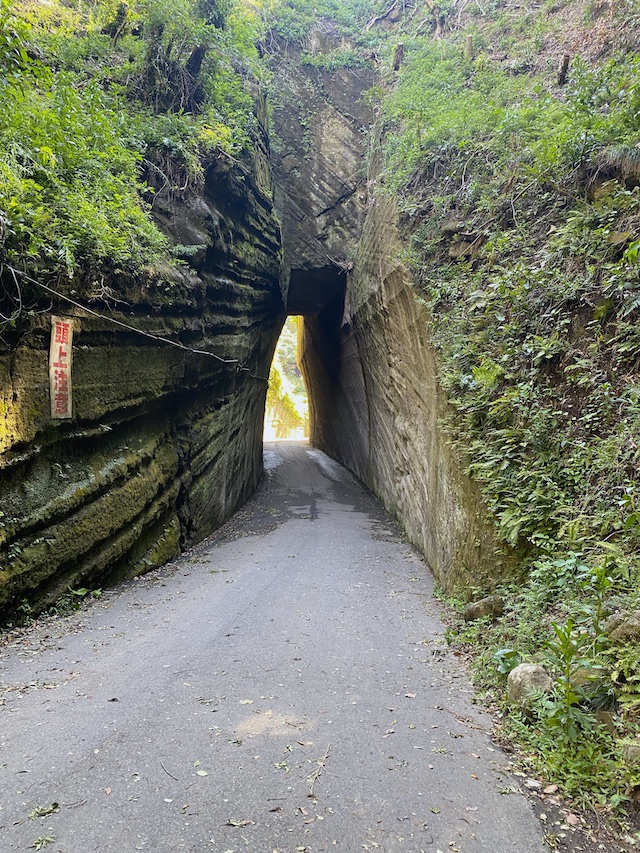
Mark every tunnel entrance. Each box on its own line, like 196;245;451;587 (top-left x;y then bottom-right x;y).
290;263;370;481
263;264;349;443
264;316;309;440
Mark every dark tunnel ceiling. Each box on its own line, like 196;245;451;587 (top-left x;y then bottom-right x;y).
286;266;346;316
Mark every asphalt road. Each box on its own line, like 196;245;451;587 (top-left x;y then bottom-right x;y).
0;440;548;853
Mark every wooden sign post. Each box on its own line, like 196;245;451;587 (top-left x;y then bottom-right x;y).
49;316;74;419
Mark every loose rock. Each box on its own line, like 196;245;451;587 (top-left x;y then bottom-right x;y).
463;594;504;622
507;663;553;707
622;740;640;767
607;611;640;645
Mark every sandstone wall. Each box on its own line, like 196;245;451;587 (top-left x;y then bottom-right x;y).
0;158;284;617
268;31;511;592
269;31;374;281
301;192;514;592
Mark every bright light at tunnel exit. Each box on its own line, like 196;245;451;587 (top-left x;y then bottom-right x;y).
263;316;309;441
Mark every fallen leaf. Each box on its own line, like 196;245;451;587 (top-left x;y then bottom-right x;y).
405;693;416;699
105;788;111;795
565;813;579;826
239;699;254;705
197;770;209;777
226;818;255;827
543;784;558;794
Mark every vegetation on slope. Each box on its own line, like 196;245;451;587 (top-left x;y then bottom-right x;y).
262;0;384;43
266;0;640;820
0;0;261;305
372;0;640;818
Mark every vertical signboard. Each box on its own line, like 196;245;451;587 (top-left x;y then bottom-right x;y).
49;316;74;419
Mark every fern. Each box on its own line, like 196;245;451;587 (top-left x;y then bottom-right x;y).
620;293;640;319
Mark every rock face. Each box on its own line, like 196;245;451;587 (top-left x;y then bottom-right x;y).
606;611;640;645
302;187;513;590
464;595;505;622
270;34;514;590
268;26;373;303
507;663;553;707
0;155;284;617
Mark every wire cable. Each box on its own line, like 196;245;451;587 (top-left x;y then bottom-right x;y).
4;264;270;382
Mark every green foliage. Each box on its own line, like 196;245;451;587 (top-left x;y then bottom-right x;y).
47;585;98;617
300;45;366;70
0;72;166;275
0;0;263;282
384;46;640;212
492;647;521;675
0;0;32;81
264;0;384;43
540;620;598;743
265;317;308;438
508;708;625;808
387;20;640;809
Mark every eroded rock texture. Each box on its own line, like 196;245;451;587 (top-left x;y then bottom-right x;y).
0;156;284;616
301;190;512;591
269;23;374;301
270;32;512;591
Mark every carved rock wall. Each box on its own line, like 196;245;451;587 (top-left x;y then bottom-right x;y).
269;32;374;287
0;158;284;616
301;191;513;591
268;39;513;590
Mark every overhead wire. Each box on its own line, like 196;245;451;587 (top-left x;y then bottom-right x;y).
3;264;270;383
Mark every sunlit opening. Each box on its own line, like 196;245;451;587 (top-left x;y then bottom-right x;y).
264;316;309;441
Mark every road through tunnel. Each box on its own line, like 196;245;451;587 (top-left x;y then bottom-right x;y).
285;264;370;484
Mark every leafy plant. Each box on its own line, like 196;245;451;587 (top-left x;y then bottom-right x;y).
539;620;597;743
493;647;522;675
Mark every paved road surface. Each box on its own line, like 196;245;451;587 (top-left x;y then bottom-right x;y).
1;441;548;852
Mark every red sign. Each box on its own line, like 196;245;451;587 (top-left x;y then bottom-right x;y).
49;316;74;418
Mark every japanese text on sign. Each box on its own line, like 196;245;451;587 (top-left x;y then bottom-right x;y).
49;316;74;419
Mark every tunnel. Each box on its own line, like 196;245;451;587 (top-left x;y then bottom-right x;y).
0;45;506;619
278;264;370;484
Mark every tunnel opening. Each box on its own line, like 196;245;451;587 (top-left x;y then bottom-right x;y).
264;316;309;441
263;263;349;444
267;263;369;480
292;263;370;482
